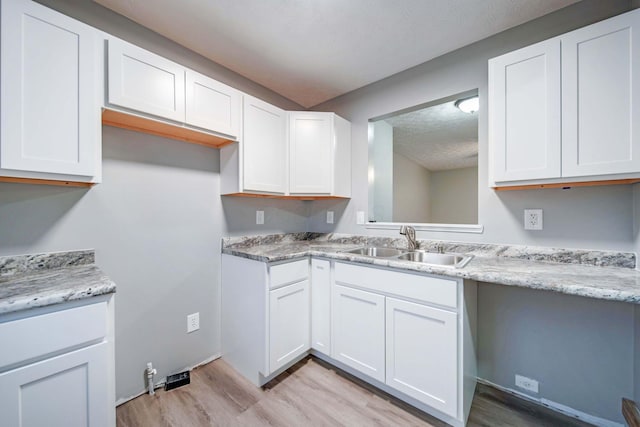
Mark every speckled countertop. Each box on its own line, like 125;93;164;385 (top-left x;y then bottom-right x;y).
0;250;116;315
222;233;640;304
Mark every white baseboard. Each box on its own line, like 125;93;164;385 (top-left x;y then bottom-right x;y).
477;378;623;427
115;353;222;407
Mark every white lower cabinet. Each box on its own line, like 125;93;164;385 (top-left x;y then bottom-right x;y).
222;255;476;427
332;284;386;382
269;280;310;373
310;258;331;355
0;296;115;427
386;297;458;418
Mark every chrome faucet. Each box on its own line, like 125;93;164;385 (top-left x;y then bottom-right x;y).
399;225;417;251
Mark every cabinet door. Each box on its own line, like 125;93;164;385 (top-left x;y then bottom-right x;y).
311;259;331;355
1;0;99;177
0;343;109;427
108;39;185;123
332;284;385;382
289;112;332;194
489;38;561;182
269;280;310;374
185;70;240;138
562;10;640;177
386;298;458;418
243;96;287;193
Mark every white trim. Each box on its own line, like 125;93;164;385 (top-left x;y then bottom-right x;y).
477;378;623;427
365;222;484;234
115;353;221;406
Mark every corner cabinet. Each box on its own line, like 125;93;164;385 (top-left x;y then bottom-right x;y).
0;295;115;427
0;0;102;184
221;255;310;386
489;8;640;188
222;107;351;198
289;112;351;197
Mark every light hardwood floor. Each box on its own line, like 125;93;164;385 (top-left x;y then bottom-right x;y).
117;357;594;427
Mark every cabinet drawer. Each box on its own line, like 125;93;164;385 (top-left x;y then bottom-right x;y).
0;302;107;371
269;259;308;289
334;262;457;309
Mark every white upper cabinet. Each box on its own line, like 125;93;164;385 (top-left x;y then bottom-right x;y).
561;11;640;177
242;95;288;194
1;0;101;181
489;9;640;187
289;112;352;197
185;70;241;138
108;39;186;123
290;112;333;194
489;39;561;182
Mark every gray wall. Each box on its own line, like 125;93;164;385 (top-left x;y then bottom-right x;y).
429;167;478;224
310;0;637;423
1;0;307;401
392;153;431;223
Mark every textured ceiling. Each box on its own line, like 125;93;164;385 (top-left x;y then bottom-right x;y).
94;0;579;107
385;101;478;171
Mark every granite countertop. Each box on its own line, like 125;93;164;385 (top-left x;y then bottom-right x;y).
222;233;640;304
0;250;116;315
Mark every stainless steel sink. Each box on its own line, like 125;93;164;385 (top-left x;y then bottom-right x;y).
395;251;473;268
344;247;408;258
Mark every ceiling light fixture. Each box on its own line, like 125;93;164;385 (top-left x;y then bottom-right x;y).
455;96;479;114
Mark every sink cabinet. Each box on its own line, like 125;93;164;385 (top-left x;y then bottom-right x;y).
222;253;476;427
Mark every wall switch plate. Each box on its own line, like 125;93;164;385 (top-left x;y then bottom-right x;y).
524;209;543;230
256;210;264;225
326;211;334;224
187;312;199;333
515;374;539;393
356;211;365;225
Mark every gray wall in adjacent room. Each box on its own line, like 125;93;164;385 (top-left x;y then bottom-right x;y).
429;167;478;224
310;1;637;423
1;0;307;401
392;153;431;223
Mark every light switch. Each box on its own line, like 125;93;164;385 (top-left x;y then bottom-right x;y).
356;211;365;225
327;211;334;224
256;210;264;225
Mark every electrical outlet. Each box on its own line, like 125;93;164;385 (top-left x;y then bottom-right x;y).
326;211;334;224
524;209;543;230
356;211;365;225
187;312;199;333
515;374;539;393
256;210;264;225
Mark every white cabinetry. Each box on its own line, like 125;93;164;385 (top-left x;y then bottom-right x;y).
186;70;240;138
289;112;351;197
107;38;240;139
269;280;310;373
108;39;185;123
489;9;640;187
242;96;288;194
311;258;331;355
386;297;457;417
1;0;101;183
0;296;115;427
221;255;309;386
331;261;476;427
221;107;351;198
332;284;386;382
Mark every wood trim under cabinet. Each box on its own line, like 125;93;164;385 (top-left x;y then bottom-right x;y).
0;176;94;188
493;178;640;191
223;192;350;201
102;109;235;149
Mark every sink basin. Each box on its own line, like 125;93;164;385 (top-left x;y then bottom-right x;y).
344;247;407;258
395;251;473;268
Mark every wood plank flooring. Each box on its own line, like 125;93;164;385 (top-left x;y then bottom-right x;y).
117;357;594;427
